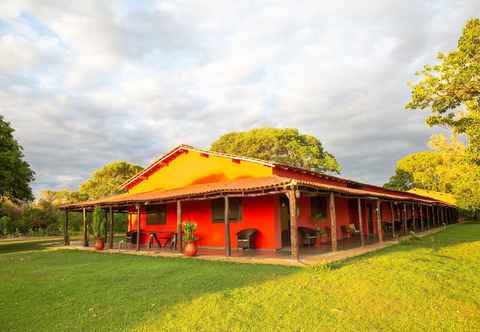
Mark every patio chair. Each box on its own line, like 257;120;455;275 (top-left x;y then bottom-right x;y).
237;229;257;250
341;224;360;238
298;227;318;247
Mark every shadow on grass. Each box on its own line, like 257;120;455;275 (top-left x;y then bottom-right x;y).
0;239;300;332
325;221;480;271
0;238;65;254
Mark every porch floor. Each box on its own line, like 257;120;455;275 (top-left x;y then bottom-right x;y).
65;226;446;266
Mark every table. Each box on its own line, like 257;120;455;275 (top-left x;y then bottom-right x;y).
146;231;175;249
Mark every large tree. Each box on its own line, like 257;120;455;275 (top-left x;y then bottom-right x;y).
79;161;143;199
0;115;35;202
210;128;341;173
406;18;480;163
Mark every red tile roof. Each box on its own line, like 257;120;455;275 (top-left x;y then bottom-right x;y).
61;176;452;209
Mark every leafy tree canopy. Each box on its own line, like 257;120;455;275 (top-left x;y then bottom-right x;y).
210;128;341;174
384;134;480;211
79;161;143;199
0;115;35;202
406;18;480;163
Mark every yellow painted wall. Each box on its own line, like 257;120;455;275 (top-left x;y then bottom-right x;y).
128;150;273;194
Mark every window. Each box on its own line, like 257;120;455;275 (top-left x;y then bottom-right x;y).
146;205;167;225
311;196;327;219
212;198;242;223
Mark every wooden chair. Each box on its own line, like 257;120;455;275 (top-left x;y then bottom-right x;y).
298;227;318;247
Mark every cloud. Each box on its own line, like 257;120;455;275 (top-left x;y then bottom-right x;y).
0;0;478;195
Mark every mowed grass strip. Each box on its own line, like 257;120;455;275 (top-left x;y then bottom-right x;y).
136;222;480;332
0;222;479;331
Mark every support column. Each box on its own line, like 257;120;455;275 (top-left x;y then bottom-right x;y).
376;200;383;243
176;201;182;251
427;205;431;229
420;204;424;232
104;209;108;244
109;207;114;249
402;203;407;235
390;202;396;238
357;198;364;247
83;207;89;247
64;209;70;245
329;192;337;252
288;190;299;259
412;204;416;232
224;196;231;257
136;205;141;251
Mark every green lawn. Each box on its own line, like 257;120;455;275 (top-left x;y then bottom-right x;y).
1;222;480;331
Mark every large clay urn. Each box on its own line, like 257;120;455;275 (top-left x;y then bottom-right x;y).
184;241;198;256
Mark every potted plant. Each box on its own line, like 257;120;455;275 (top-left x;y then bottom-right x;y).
312;211;327;246
92;206;106;251
183;222;198;256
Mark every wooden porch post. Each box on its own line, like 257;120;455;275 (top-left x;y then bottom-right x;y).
109;207;114;249
441;207;445;225
224;196;231;257
427;205;431;229
136;205;141;251
64;209;70;245
402;203;407;235
83;207;89;247
433;206;437;226
419;204;424;232
104;209;108;244
288;190;299;260
390;202;396;238
176;201;182;251
376;200;383;243
411;204;416;232
329;192;337;252
357;198;364;246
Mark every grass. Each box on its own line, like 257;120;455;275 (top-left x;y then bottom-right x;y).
1;222;480;331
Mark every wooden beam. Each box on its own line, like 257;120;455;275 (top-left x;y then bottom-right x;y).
136;205;141;251
224;196;231;256
176;200;182;251
104;209;108;243
64;209;70;245
83;207;89;247
419;204;424;232
288;190;299;260
402;203;407;235
357;198;364;247
376;200;383;243
329;192;337;252
390;202;396;238
411;203;416;232
109;207;114;249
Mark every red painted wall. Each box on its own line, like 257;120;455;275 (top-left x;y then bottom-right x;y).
129;195;281;250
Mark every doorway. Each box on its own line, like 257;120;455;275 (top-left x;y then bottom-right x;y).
280;194;291;247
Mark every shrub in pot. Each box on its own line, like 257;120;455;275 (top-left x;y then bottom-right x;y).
183;222;198;256
92;206;106;250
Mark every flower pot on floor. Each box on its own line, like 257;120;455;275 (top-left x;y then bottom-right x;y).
95;237;105;251
184;241;198;256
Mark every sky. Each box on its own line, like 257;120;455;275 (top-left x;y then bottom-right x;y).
1;1;479;196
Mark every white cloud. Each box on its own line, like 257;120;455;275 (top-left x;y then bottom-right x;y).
0;0;478;195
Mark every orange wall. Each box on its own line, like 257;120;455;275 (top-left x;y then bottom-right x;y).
128;150;272;194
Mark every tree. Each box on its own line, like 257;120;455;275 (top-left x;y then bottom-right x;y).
406;18;480;163
210;128;341;173
79;161;143;199
0;115;35;202
383;169;414;191
384;134;480;213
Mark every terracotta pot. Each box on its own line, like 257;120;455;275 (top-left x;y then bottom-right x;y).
184;241;198;257
95;238;105;251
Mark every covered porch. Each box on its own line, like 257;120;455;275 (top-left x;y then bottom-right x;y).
60;176;458;261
